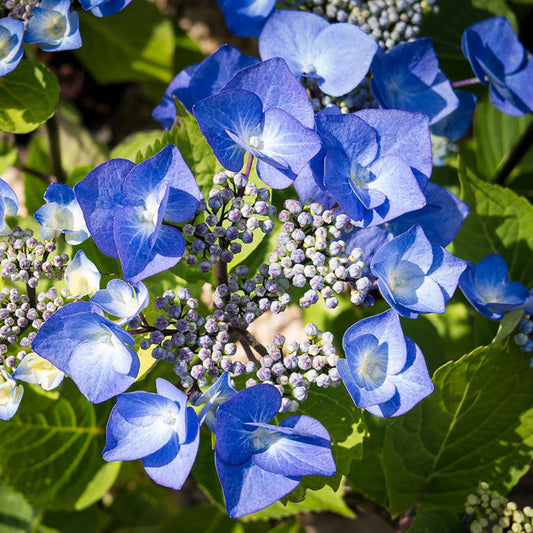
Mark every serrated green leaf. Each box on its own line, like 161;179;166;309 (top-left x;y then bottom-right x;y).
76;0;176;85
454;161;533;287
0;381;120;510
110;130;164;161
407;508;463;533
0;60;59;134
381;340;533;516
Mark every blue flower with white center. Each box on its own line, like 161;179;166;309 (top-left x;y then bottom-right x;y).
65;250;101;299
370;225;466;319
0;18;24;76
217;0;276;37
78;0;132;17
12;353;64;391
103;378;199;491
194;371;236;432
0;177;18;236
371;38;459;126
34;183;89;245
259;10;378;97
153;45;259;128
462;16;533;116
90;279;149;325
215;384;335;518
23;0;81;52
0;373;23;420
459;254;529;321
32;301;139;403
194;59;321;189
337;309;433;417
74;145;202;283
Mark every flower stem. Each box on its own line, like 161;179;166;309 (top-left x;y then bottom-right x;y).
231;327;268;358
46;114;66;184
451;77;480;88
244;153;254;177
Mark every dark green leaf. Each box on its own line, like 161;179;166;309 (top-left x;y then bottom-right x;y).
407;508;463;533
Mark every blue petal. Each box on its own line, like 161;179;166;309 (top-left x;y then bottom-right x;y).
219;0;276;37
430;91;477;141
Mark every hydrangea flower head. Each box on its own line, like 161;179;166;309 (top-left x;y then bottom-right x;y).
338;309;433;417
34;183;89;245
78;0;132;17
0;177;19;236
64;250;101;299
370;225;466;318
371;38;459;126
215;384;335;518
103;378;200;490
259;10;378;97
218;0;276;37
462;16;533;116
23;0;81;52
75;145;202;283
12;353;64;391
459;254;529;320
0;17;24;76
0;373;23;420
32;301;140;403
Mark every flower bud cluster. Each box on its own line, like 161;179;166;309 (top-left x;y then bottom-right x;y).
0;285;68;372
465;482;533;533
267;199;370;309
514;316;533;360
0;227;67;288
243;323;342;412
2;0;41;28
181;171;275;272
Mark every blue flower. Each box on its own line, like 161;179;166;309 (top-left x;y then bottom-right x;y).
218;0;276;37
259;10;378;97
74;145;202;283
370;225;466;318
371;38;459;126
153;45;259;128
103;378;199;490
0;177;18;236
0;373;23;420
462;16;533;116
430;90;477;141
78;0;132;17
34;183;89;245
459;254;529;320
31;301;140;403
90;279;149;325
64;250;101;299
215;384;335;518
194;59;321;189
0;18;24;76
194;371;236;432
337;309;433;417
24;0;81;52
12;353;64;391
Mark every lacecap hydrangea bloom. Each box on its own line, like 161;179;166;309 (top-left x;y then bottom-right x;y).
338;309;433;417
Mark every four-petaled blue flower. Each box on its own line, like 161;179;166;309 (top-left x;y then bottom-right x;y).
215;384;336;518
462;16;533;116
75;145;202;283
24;0;81;52
259;10;378;97
371;224;466;318
459;254;529;320
0;18;24;77
103;378;200;490
32;301;140;403
337;309;434;417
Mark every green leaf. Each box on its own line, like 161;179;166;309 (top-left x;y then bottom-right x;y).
0;142;17;174
0;382;121;510
407;508;463;533
110;130;164;161
265;519;305;533
473;96;533;181
419;0;517;80
381;340;533;516
0;482;48;533
76;0;177;85
454;161;533;287
0;60;59;134
492;308;525;344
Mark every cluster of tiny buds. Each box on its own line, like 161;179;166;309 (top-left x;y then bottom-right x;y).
268;198;371;309
243;323;342;412
3;0;40;28
0;286;68;371
0;227;68;287
514;316;533;362
465;482;533;533
181;171;275;272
